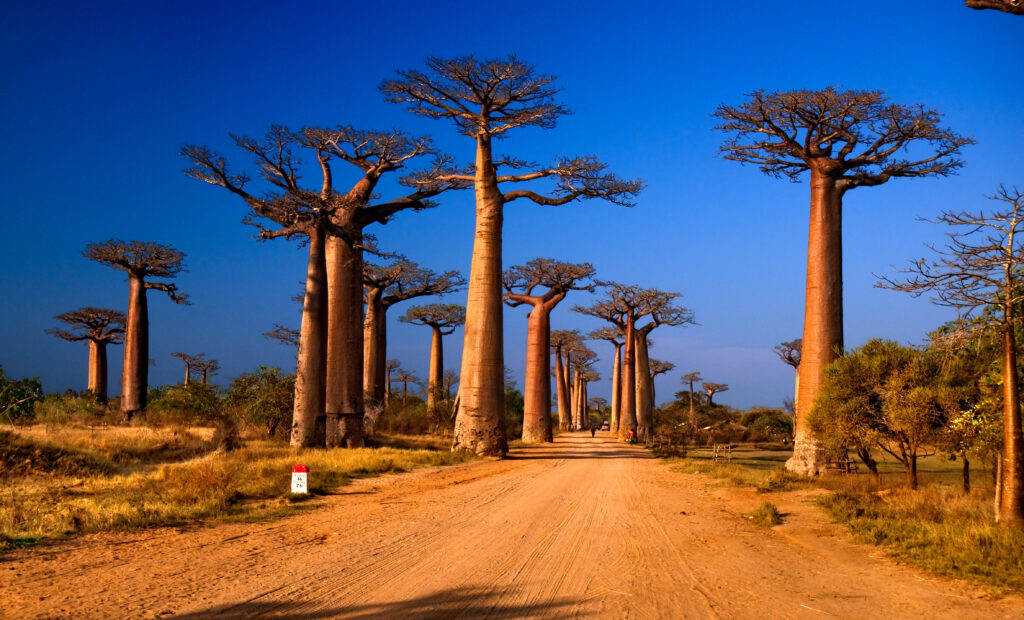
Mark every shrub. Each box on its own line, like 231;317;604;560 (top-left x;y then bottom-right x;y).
751;501;783;527
225;367;294;439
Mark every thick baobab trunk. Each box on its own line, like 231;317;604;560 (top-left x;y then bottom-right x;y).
326;237;365;447
787;169;843;476
87;340;108;403
427;325;444;427
521;306;553;443
998;319;1024;524
610;344;621;432
183;363;191;388
291;227;328;448
453;134;507;456
618;313;637;439
363;292;386;406
555;346;570;431
121;274;148;419
200;370;208;385
634;331;653;442
570;369;580;430
581;380;589;430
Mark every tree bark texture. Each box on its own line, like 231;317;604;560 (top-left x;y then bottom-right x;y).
290;227;328;448
453;135;508;456
618;312;637;439
363;291;386;407
998;320;1024;524
634;331;653;442
121;275;148;419
611;344;622;432
570;370;580;430
87;340;108;402
427;325;444;426
521;306;553;443
326;237;366;447
555;346;570;431
787;168;843;475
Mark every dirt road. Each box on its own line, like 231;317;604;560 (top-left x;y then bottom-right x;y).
2;432;1022;619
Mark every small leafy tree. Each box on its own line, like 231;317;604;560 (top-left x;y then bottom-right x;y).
0;366;43;425
226;367;295;439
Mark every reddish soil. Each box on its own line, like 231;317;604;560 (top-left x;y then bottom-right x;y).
3;432;1022;619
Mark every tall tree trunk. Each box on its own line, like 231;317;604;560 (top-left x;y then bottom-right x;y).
87;340;108;403
610;343;621;432
201;370;208;385
792;365;800;416
688;379;695;429
571;369;580;430
962;453;971;495
121;274;148;419
555;346;570;431
427;325;444;428
363;291;385;406
634;331;653;442
998;318;1024;524
326;237;365;447
453;134;507;456
183;363;191;388
581;380;589;430
619;312;637;439
787;168;844;475
290;227;328;448
521;305;553;443
908;454;919;490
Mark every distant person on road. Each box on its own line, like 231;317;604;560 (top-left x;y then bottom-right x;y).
627;428;636;444
590;423;598;438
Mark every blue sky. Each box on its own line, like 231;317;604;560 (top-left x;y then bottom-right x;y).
1;1;1021;409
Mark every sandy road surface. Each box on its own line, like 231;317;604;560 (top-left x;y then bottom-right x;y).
2;432;1022;619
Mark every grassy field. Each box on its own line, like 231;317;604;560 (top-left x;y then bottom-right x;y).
656;443;1024;593
1;426;472;552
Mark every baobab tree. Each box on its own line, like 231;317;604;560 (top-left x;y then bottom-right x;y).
714;88;972;474
400;304;465;429
774;339;802;414
551;330;582;431
567;345;598;431
579;370;600;430
184;126;463;448
878;186;1024;525
171;352;204;388
703;382;729;407
84;240;188;419
393;368;420;408
364;260;465;413
503;258;595;443
590;328;624;432
966;0;1024;14
47;307;125;402
385;359;401;409
680;371;702;428
194;359;219;385
648;358;675;408
383;55;642;456
577;283;694;440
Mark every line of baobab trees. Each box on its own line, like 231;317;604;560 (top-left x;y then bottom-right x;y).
42;54;1021;525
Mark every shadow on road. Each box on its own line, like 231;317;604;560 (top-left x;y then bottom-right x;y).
169;585;577;619
506;433;653;460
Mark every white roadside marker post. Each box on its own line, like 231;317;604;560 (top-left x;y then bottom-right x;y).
291;464;308;494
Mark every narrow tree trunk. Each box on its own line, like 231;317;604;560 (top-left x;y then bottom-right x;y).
688;379;695;429
998;319;1024;524
521;305;553;443
452;134;507;456
610;343;621;433
183;363;191;388
963;453;971;495
634;331;653;442
792;365;800;416
201;370;208;385
856;445;879;479
427;325;444;429
121;274;148;420
290;227;328;448
581;381;589;430
88;340;108;403
363;292;385;406
707;391;714;407
619;312;637;439
555;346;570;431
326;237;366;447
908;454;918;490
787;169;844;476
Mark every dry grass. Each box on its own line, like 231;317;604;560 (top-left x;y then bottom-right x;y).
0;426;475;551
750;500;783;527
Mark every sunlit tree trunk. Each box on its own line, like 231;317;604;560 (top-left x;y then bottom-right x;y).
291;227;328;447
326;236;365;447
618;311;637;439
88;340;109;403
570;369;580;430
555;346;570;431
610;343;622;432
788;167;843;475
634;331;653;442
121;274;148;419
453;135;508;455
522;305;553;442
998;314;1024;524
363;290;386;405
427;325;444;425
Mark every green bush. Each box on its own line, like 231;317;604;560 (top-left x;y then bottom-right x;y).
225;367;294;439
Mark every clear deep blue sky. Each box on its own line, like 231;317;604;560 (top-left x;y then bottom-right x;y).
1;1;1021;409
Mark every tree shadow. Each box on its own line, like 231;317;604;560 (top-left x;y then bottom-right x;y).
169;585;577;619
